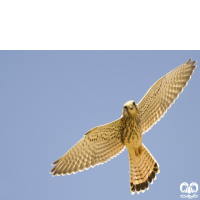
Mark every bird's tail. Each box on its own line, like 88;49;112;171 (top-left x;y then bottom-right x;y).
129;144;160;195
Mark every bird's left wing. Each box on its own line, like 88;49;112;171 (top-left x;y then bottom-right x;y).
138;58;196;135
50;118;125;176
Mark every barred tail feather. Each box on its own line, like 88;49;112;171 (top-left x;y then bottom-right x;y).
129;144;160;195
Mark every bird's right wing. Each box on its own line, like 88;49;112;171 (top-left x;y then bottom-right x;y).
138;58;196;135
50;118;125;176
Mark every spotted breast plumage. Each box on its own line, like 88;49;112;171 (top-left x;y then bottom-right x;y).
50;58;196;194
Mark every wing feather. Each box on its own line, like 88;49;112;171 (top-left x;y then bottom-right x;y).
50;118;125;176
138;58;196;134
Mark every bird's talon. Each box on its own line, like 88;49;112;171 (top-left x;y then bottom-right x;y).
135;146;143;157
138;145;143;155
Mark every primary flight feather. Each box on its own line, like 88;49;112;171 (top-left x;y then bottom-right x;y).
50;58;196;194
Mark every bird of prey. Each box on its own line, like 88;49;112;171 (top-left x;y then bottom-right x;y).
50;58;196;195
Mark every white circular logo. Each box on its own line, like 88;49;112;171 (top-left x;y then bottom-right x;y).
180;182;198;199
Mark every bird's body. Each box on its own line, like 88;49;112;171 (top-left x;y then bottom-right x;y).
50;58;196;194
122;101;142;152
121;101;158;193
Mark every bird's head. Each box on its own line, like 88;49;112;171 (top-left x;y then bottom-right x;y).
122;100;138;117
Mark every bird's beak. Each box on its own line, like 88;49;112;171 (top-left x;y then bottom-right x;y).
123;107;129;115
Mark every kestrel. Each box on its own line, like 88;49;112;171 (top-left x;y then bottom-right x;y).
50;58;196;194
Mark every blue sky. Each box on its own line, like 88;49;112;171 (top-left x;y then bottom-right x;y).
0;51;199;200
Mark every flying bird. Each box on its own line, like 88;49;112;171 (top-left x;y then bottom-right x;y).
50;58;196;195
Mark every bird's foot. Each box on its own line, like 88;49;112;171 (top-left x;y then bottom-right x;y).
135;145;143;157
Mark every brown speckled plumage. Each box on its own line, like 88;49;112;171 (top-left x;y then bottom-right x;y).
50;58;196;195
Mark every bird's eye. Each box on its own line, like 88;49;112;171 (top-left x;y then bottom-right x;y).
133;102;136;106
124;106;128;110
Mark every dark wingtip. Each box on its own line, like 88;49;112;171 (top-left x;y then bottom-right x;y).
186;58;197;69
150;171;155;179
130;182;135;193
145;180;149;189
148;176;152;183
141;182;146;190
52;159;59;166
186;58;192;64
153;162;160;174
136;184;141;192
52;171;57;177
131;180;148;195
